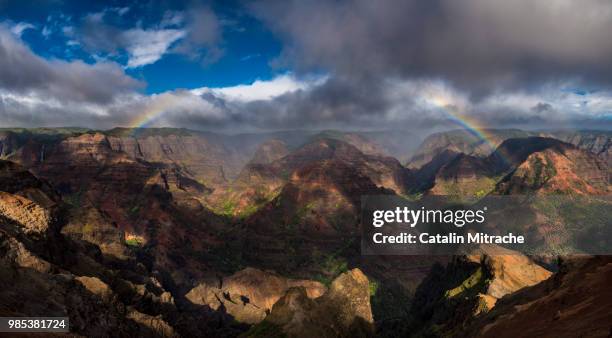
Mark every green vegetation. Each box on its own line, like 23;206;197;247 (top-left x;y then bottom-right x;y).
527;195;611;255
292;202;316;224
240;189;280;218
529;155;556;188
64;189;84;208
474;189;488;199
221;199;237;216
369;279;413;330
435;176;497;201
129;205;140;215
368;280;379;297
311;239;354;287
444;267;485;298
474;296;492;314
328;209;354;233
280;169;290;180
322;256;348;281
207;195;239;217
209;186;280;220
207;246;244;273
239;203;261;218
242;320;287;338
399;192;423;201
125;238;144;247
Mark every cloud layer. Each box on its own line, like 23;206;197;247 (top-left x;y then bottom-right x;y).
0;26;142;104
252;0;612;93
1;1;611;132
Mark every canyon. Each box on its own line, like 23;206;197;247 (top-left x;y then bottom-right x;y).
0;127;610;337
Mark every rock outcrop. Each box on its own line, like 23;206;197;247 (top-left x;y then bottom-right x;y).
248;268;375;337
462;245;552;310
0;160;59;236
186;267;326;324
0;161;152;336
409;245;551;335
462;256;612;338
0;159;241;337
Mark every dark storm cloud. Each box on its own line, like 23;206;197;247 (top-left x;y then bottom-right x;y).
0;93;117;127
532;103;555;114
140;77;388;131
0;26;142;104
168;77;457;132
77;12;126;54
251;0;612;94
173;6;224;64
241;77;390;128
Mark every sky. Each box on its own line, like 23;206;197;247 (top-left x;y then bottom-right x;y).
0;0;611;132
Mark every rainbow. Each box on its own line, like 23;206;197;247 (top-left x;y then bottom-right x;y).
128;90;504;163
128;94;178;131
427;95;500;154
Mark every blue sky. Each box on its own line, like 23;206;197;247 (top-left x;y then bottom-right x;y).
0;0;610;131
1;0;283;93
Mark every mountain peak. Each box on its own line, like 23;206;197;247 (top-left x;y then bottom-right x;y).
489;137;573;173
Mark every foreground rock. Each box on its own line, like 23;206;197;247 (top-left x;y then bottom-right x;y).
0;160;59;238
247;268;375;337
0;161;147;336
409;245;551;336
462;245;553;310
0;159;242;337
463;256;612;338
186;267;326;324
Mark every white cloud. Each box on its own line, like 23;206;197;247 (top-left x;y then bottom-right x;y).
41;26;52;38
77;9;188;68
191;74;327;102
123;28;186;68
10;22;35;37
114;7;130;16
62;26;74;36
240;53;261;61
375;78;612;127
161;11;184;28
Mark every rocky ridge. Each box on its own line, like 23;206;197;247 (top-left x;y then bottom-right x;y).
409;245;551;336
462;256;612;338
248;268;375;337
